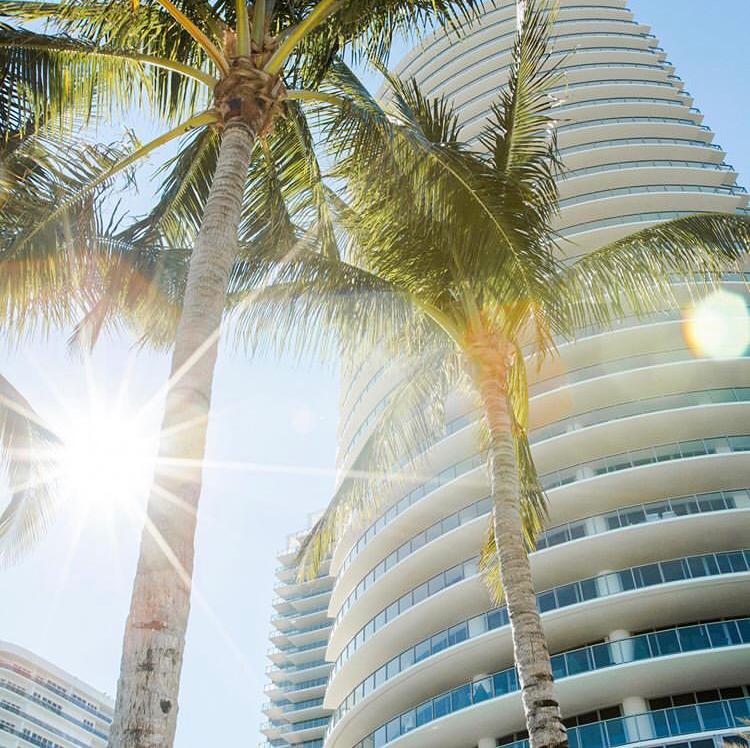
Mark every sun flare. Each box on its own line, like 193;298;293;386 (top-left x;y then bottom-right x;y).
683;289;750;360
57;404;154;515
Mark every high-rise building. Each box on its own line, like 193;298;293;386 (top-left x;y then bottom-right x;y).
0;641;112;748
318;3;750;748
261;514;335;748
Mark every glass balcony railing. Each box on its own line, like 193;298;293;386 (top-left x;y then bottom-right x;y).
270;676;329;695
559;183;746;210
552;96;700;116
271;604;329;624
0;700;96;748
561;158;733;182
556;115;711;135
337;453;484;577
531;345;696;396
0;680;109;739
505;702;750;748
560;136;722;156
541;434;750;491
405;3;650;88
345;620;750;746
339;363;393;437
537;488;749;549
273;586;333;607
332;549;750;680
0;663;111;723
531;387;750;444
334;484;749;627
268;639;328;657
447;61;679;114
465;90;690;130
560;209;705;237
279;716;330;734
338;352;749;580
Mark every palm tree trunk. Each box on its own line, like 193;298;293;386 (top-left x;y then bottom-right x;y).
108;120;256;748
476;363;568;748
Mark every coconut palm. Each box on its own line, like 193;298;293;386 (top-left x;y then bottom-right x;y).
227;4;750;745
0;0;482;743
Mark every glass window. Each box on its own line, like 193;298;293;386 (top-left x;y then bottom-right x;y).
661;559;686;582
401;709;416;734
433;693;451;719
397;544;409;563
375;610;386;630
677;624;710;651
493;670;514;696
459;505;476;524
538;590;557;613
431;630;449;654
442;513;459;533
373;725;386;748
425;523;441;543
468;614;488;638
386;717;400;742
386;657;400;679
636;563;662;586
444;564;464;588
399;592;412;613
414;639;431;663
555;583;580;608
411;533;425;552
386;602;399;622
449;622;468;646
400;648;415;670
428;574;445;596
451;684;471;711
487;608;507;630
413;583;428;605
415;701;432;727
653;629;680;656
565;648;592;675
472;677;493;703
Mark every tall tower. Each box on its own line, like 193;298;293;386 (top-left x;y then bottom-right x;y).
261;514;335;748
322;3;750;748
0;641;113;748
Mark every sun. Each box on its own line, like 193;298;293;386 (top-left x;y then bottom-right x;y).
57;402;155;515
683;289;750;360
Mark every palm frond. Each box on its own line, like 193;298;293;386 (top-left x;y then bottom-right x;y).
119;125;220;247
0;373;60;567
556;213;750;332
296;339;465;580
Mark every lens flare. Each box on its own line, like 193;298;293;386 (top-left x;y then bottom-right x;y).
683;289;750;359
58;404;154;515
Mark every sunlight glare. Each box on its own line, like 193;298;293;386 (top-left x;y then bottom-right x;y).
683;289;750;359
58;405;154;515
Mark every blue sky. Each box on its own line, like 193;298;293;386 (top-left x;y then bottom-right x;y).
1;2;749;746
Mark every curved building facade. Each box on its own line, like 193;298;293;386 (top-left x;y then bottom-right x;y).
322;3;750;748
0;641;112;748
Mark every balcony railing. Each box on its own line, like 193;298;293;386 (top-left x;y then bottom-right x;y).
333;485;749;627
541;434;750;491
332;549;750;678
349;621;750;748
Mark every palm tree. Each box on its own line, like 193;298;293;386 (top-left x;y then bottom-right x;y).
228;4;750;745
0;0;482;743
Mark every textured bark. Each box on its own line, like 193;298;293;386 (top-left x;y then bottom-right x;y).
108;121;257;748
476;358;568;748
